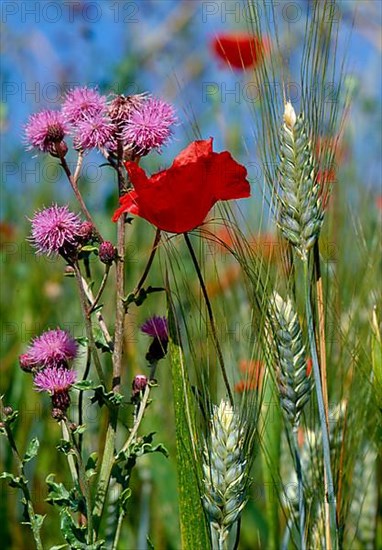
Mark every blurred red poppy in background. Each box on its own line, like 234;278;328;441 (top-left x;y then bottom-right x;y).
112;138;250;233
211;32;269;70
234;359;264;393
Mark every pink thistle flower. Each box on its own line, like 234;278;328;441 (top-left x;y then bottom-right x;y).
24;110;67;152
62;86;107;124
29;204;82;257
28;329;78;368
34;366;76;394
121;97;177;155
141;315;169;342
34;366;76;414
141;316;169;363
73;113;115;150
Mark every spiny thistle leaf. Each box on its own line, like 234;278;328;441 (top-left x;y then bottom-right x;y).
277;102;324;261
269;292;312;429
202;400;248;548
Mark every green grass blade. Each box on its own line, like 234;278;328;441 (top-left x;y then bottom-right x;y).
167;291;210;550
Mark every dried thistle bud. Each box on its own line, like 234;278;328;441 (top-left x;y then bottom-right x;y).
98;241;117;264
284;101;297;129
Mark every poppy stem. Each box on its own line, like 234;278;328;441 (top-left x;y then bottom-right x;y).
134;229;161;295
184;233;234;405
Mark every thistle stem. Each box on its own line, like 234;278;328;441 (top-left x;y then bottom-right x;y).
58;152;102;241
184;233;233;405
303;259;337;548
87;265;111;316
64;419;94;544
73;262;106;385
0;399;44;550
119;363;157;455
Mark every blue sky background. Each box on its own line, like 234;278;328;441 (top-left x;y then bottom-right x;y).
1;0;381;218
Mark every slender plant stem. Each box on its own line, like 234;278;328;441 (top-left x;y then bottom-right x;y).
120;364;157;455
313;241;331;549
93;143;127;534
111;509;125;550
0;399;44;550
184;233;234;405
57;152;102;241
293;427;306;550
73;262;106;385
303;259;337;548
80;274;114;349
61;421;79;485
134;229;161;295
87;265;111;316
64;420;94;544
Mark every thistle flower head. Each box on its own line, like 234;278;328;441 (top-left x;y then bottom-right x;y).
27;329;78;368
24;110;67;152
121;96;177;154
108;93;147;125
141;315;168;342
73;112;115;151
34;366;76;415
141;315;169;363
34;366;76;394
29;204;82;257
62;86;107;124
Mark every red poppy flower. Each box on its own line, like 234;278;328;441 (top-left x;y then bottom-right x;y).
211;32;268;70
112;138;250;233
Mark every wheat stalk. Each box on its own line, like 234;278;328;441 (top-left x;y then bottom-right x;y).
202;400;248;550
277;102;323;262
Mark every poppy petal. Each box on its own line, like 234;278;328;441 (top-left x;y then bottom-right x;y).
112;190;140;222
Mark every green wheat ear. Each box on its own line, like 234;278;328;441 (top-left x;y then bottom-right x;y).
202;399;248;549
269;292;312;430
277;102;323;261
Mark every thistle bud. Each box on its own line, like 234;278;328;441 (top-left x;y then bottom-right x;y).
98;241;117;265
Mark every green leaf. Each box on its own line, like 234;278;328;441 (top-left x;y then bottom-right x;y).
73;380;95;391
23;437;39;464
45;474;84;512
119;487;132;512
90;385;124;408
50;545;68;550
60;509;87;549
167;292;210;550
80;245;99;253
260;373;281;550
93;325;112;353
72;424;87;435
0;471;26;489
56;439;75;456
85;452;98;479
